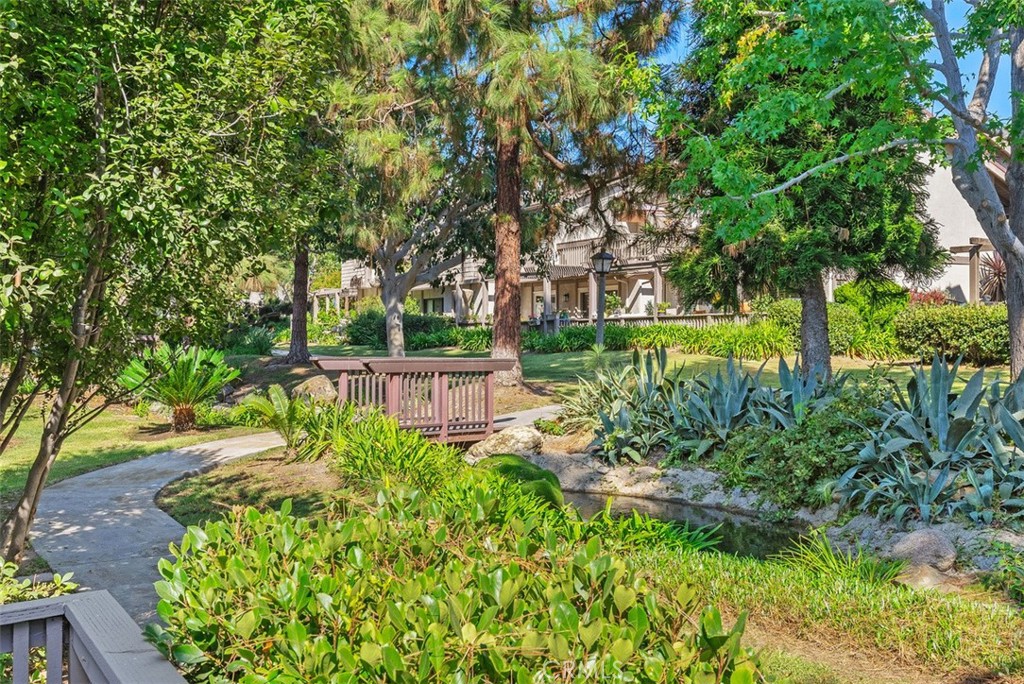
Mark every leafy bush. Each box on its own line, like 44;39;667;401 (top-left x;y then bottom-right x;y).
1;563;78;682
222;325;274;355
833;280;908;331
346;308;456;349
704;321;791;359
120;345;240;431
533;417;566;435
714;392;881;511
894;303;1009;365
150;487;759;683
238;384;309;453
836;355;1024;525
456;326;492;351
308;308;345;345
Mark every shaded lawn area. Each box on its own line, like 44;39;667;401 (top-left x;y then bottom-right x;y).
156;447;340;528
1;404;254;518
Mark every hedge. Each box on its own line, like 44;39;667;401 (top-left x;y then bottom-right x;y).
894;304;1009;366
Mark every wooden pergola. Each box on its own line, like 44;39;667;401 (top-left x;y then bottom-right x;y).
949;237;995;304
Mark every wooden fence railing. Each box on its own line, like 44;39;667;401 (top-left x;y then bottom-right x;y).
1;590;185;684
525;312;753;333
312;357;515;442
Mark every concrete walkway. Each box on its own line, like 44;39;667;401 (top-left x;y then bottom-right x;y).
30;432;284;624
29;405;561;625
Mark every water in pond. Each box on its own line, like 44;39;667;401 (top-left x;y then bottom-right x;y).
563;490;805;559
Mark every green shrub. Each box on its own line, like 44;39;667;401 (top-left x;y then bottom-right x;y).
150;488;759;683
834;280;908;331
0;562;77;604
119;344;240;431
714;395;881;511
704;321;791;359
894;303;1009;365
239;385;309;454
475;454;564;506
346;308;456;349
222;325;275;355
456;326;492;351
761;297;876;356
533;417;566;435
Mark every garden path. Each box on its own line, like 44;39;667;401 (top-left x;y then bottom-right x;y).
28;406;558;626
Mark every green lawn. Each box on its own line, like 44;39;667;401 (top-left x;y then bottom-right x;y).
304;343;988;396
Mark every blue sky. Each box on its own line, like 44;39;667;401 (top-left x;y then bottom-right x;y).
657;2;1012;118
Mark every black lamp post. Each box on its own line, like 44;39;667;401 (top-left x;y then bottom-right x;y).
591;250;615;346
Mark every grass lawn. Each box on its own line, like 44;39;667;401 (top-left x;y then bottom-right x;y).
298;343;1005;400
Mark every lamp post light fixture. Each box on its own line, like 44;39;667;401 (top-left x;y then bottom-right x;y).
591;250;615;346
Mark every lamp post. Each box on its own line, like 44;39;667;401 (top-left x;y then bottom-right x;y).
591;250;615;346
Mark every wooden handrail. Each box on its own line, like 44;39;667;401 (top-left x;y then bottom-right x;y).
1;590;185;684
312;357;514;442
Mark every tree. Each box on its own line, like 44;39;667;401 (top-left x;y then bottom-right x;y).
655;11;945;377
408;2;684;384
0;0;347;561
650;0;1024;375
326;18;494;357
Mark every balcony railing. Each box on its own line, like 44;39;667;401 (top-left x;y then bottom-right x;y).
556;234;664;268
1;590;185;684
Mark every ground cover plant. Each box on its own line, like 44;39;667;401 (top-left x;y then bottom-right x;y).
152;398;753;682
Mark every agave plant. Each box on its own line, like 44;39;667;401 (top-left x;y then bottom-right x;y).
756;358;844;429
238;384;308;454
119;344;239;431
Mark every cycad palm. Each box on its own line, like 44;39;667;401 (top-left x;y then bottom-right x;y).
120;345;240;432
240;384;308;454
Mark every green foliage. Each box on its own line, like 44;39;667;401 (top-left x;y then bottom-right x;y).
222;326;274;356
0;562;77;604
774;532;907;587
836;356;1024;525
533;418;566;436
894;304;1009;366
761;299;880;358
295;402;358;462
406;326;493;352
833;280;909;331
308;308;345;346
239;385;308;453
150;486;757;683
475;454;564;507
346;309;455;349
981;543;1024;605
119;345;240;432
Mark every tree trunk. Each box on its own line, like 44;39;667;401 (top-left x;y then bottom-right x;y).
492;131;523;386
799;273;832;379
286;233;311;364
382;278;407;358
1006;257;1024;379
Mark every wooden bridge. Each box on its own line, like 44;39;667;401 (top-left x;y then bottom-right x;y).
312;357;515;442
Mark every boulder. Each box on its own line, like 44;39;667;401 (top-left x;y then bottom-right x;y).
465;426;543;464
885;529;957;572
895;564;959;593
291;375;338;404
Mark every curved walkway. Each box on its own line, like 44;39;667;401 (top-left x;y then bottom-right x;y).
30;432;284;624
29;405;560;626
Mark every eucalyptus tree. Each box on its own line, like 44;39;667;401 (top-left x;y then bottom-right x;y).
0;0;347;561
404;1;684;384
650;0;1024;376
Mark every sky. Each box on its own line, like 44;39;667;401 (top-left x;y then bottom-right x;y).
656;2;1012;118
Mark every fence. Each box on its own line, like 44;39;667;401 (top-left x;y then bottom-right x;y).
524;312;752;333
312;357;515;442
1;590;185;684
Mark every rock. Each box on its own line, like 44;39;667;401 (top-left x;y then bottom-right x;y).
465;426;543;463
895;564;959;593
885;529;957;572
291;375;338;404
218;384;236;402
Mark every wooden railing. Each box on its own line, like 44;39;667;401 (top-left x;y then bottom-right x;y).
1;590;185;684
312;357;515;442
556;234;665;267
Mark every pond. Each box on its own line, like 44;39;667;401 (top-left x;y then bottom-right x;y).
563;490;805;559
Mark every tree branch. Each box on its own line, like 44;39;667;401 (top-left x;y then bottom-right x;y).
730;138;957;201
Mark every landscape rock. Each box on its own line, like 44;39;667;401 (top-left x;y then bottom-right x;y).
885;529;957;572
895;564;959;593
465;426;543;463
291;375;338;404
